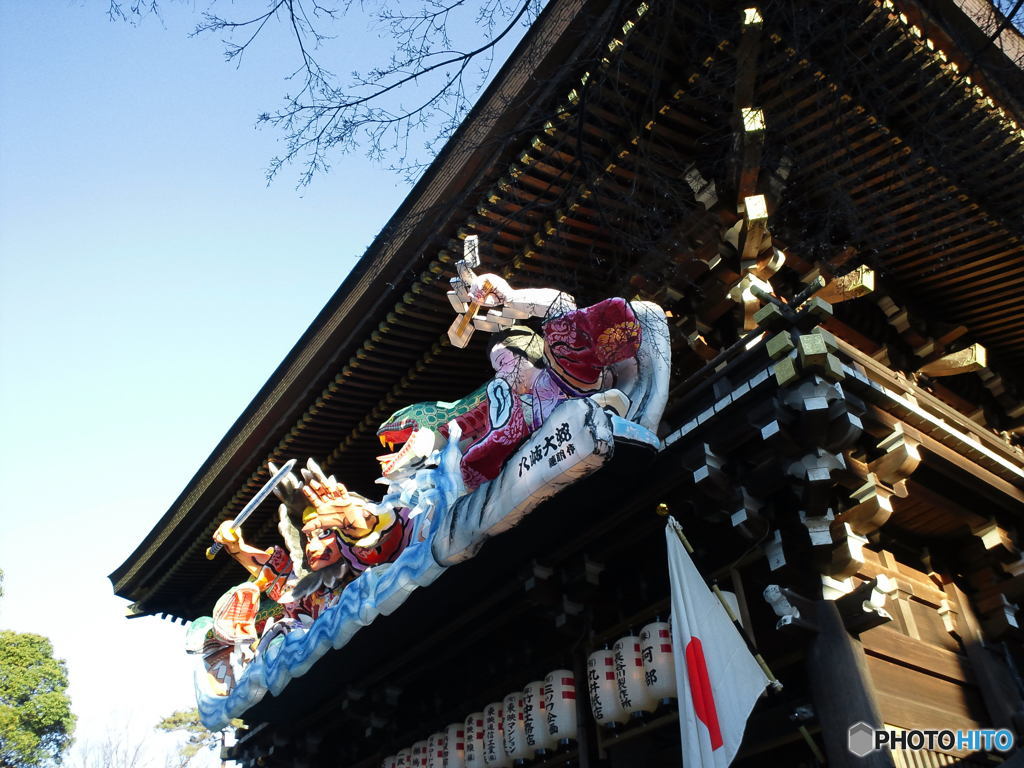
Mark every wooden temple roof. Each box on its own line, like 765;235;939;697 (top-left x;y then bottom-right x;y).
110;0;1024;622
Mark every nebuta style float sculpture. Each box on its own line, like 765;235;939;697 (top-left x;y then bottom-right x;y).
191;459;415;695
190;237;671;729
377;236;668;489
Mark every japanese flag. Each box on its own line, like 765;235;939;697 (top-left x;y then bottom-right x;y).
666;518;770;767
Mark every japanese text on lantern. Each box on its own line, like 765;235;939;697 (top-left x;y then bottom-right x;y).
587;662;603;720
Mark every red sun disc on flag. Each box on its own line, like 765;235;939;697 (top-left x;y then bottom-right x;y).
685;637;724;750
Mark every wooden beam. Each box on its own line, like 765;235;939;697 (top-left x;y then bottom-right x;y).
806;599;894;767
861;625;969;685
814;265;876;304
917;343;987;377
736;108;766;203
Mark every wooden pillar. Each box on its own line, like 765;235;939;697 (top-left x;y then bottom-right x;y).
806;600;895;768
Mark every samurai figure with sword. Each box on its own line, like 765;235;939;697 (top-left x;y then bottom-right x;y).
211;458;411;622
196;458;413;694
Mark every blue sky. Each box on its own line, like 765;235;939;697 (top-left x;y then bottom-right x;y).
0;2;418;762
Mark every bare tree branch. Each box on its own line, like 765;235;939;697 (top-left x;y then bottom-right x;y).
111;0;546;186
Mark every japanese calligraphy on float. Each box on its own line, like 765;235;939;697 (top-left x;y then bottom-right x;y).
187;237;671;729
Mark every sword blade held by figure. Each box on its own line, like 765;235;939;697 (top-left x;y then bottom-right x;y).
205;458;297;560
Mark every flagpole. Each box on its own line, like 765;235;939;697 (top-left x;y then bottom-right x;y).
658;503;828;764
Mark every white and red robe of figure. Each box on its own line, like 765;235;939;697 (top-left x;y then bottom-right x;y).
462;298;642;488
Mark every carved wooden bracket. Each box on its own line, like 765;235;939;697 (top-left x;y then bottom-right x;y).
971;519;1020;564
764;577;894;635
813;264;875;305
837;423;924;543
826;522;870;579
917;342;987;377
836;474;894;536
870;424;922;484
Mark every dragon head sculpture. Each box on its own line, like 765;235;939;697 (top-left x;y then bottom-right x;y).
375;383;489;479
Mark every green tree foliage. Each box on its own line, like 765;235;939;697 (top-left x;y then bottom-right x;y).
0;631;75;767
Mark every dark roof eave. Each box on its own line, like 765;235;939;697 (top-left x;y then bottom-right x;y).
109;0;616;601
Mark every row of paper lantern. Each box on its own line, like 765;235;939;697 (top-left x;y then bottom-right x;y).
587;620;676;727
381;620;677;767
381;669;577;768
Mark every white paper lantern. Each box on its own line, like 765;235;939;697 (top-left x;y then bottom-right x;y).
640;621;676;703
412;740;429;768
444;722;465;768
396;748;412;768
586;649;629;727
427;732;446;768
502;691;529;761
463;713;485;768
522;680;556;755
613;635;657;717
382;757;397;768
483;702;511;767
543;669;578;745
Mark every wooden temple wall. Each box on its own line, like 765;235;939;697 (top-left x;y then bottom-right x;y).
860;551;990;761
